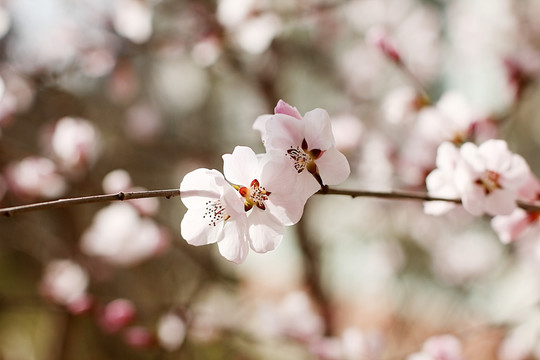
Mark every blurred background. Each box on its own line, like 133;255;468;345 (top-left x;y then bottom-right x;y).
1;0;540;359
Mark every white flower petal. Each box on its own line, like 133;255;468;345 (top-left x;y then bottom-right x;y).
460;184;486;216
491;208;530;244
315;147;350;185
303;108;335;151
265;114;305;151
223;146;259;186
217;221;249;264
274;100;302;120
424;200;457;215
253;114;272;142
485;189;517;216
479;139;511;171
435;142;460;170
500;154;530;190
296;171;323;201
180;168;223;209
248;209;284;253
459;142;485;174
181;207;224;246
259;153;297;195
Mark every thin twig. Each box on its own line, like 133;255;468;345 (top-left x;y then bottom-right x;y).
1;187;540;218
0;189;181;217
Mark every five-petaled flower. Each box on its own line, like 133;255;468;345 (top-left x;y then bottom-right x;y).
254;100;351;201
454;139;530;216
180;168;249;263
223;146;306;254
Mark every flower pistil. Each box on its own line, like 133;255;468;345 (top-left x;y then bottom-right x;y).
286;138;324;176
234;179;271;212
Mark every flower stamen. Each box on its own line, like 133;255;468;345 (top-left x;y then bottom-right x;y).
236;179;271;212
475;170;501;194
202;200;230;226
286;138;325;180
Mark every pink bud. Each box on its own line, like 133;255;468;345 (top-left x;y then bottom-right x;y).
99;299;136;333
366;27;401;63
123;326;156;349
274;100;302;120
66;294;94;315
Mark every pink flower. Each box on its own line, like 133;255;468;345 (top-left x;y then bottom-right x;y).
157;313;186;351
416;91;483;145
180;146;311;263
223;146;305;252
81;203;167;266
491;208;539;244
455;140;530;216
6;156;67;199
491;173;540;243
49;116;100;174
99;299;136;333
40;259;89;306
180;168;249;264
254;100;351;200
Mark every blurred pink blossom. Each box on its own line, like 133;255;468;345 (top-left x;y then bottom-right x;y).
81;203;168;267
275;291;325;341
5;156;67;199
491;173;540;244
41;259;89;306
124;102;163;144
330;114;364;152
424;142;461;215
157;312;186;351
113;0;153;44
48;116;101;175
123;326;156;349
455;140;529;216
102;169;133;194
416;91;485;145
191;36;222;67
382;86;426;124
99;299;136;334
101;169;159;216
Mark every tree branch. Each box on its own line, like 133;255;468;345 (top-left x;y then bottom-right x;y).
1;187;539;218
0;189;181;217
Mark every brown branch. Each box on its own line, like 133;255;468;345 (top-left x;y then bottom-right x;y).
1;187;540;218
0;189;181;217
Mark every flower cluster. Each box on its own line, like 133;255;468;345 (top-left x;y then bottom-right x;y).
425;139;530;217
179;100;350;263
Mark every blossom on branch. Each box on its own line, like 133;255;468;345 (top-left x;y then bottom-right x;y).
455;140;529;216
180;168;249;264
223;146;304;252
180;145;311;263
254;100;351;200
40;259;89;307
491;173;540;244
425;139;530;217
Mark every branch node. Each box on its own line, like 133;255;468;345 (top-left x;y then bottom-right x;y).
117;192;126;201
